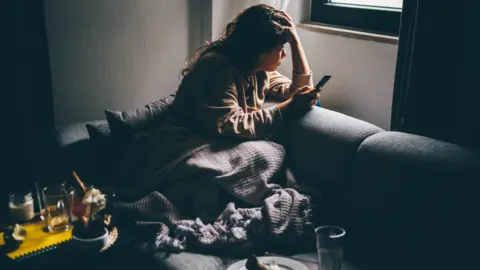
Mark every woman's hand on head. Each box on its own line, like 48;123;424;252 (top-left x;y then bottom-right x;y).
278;10;294;27
276;11;299;44
278;86;320;118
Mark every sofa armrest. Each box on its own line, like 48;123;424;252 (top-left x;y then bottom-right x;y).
280;107;384;225
283;107;383;186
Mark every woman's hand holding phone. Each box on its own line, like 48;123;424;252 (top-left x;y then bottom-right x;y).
293;86;321;108
278;86;320;118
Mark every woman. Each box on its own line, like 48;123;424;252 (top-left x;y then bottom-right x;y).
113;5;318;253
171;4;319;139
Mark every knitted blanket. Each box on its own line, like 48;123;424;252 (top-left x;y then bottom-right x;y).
111;121;315;253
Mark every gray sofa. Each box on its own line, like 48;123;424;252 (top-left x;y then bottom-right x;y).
43;106;480;270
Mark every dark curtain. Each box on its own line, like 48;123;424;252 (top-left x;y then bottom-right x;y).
391;0;479;151
391;2;479;269
18;0;55;181
3;0;54;219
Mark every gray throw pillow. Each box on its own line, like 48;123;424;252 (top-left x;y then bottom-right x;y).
86;123;111;141
105;92;176;138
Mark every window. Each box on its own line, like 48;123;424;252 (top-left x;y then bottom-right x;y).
311;0;402;36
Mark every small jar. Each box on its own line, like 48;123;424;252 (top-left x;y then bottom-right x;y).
9;191;35;222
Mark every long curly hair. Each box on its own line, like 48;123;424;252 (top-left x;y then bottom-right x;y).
181;4;289;77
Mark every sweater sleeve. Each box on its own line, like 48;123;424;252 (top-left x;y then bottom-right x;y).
196;67;284;139
266;70;313;101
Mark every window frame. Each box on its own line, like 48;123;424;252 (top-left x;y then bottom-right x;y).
310;0;402;36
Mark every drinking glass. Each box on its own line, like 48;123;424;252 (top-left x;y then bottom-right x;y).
42;184;72;232
8;190;35;222
316;226;346;270
68;186;87;222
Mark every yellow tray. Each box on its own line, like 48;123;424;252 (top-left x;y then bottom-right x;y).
1;221;72;259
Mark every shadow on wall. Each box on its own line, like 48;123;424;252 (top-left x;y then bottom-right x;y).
187;0;212;59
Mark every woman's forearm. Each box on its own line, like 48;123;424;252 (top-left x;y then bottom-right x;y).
289;36;310;75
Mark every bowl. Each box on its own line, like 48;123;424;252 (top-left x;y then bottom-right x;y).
71;227;109;252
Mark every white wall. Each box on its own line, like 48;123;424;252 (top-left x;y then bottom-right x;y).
212;0;231;39
45;0;189;125
212;0;398;130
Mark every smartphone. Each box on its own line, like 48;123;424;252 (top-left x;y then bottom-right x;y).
314;73;331;107
315;73;332;90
